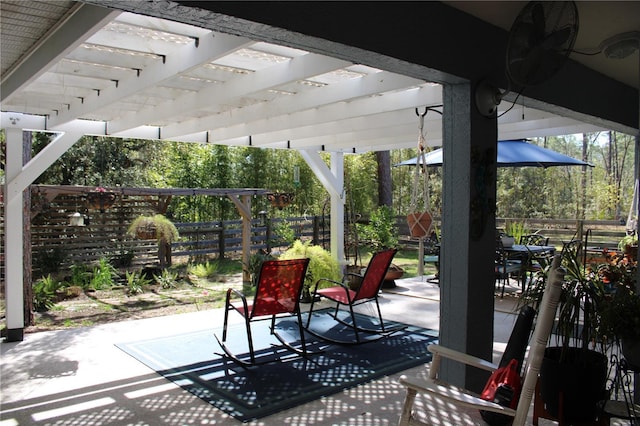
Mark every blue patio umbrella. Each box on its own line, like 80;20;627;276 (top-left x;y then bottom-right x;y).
395;139;593;168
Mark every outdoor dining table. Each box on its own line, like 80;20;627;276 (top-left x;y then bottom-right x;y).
503;244;556;256
503;244;557;285
503;244;556;266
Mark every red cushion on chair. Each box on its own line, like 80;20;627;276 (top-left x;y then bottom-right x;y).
317;286;356;304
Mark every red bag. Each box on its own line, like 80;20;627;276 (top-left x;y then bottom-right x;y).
479;359;522;425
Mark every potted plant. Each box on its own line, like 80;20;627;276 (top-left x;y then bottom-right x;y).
600;253;640;368
618;232;638;261
127;214;179;268
86;186;116;212
519;247;610;423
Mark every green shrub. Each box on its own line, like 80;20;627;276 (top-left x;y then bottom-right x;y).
110;249;135;268
249;251;276;285
357;205;398;250
271;221;296;247
154;269;179;289
279;240;341;289
33;274;62;311
125;270;151;294
187;261;219;278
68;264;91;289
33;247;67;275
90;257;118;290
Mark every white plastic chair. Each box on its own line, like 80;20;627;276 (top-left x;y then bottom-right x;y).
398;254;564;426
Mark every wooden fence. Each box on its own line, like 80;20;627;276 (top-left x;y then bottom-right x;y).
0;191;631;287
171;216;331;261
0;193;332;281
398;217;628;252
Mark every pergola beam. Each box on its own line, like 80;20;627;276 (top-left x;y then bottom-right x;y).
163;71;424;140
112;52;350;136
1;4;119;102
49;32;253;130
204;85;443;146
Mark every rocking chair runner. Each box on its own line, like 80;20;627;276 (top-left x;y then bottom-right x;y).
398;254;565;426
305;248;401;344
215;258;311;366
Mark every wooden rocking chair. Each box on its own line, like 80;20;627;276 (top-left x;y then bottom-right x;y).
398;254;564;426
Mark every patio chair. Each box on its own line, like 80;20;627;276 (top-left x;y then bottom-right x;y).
519;234;553;287
398;254;564;426
495;239;524;298
215;258;311;366
304;248;401;344
423;231;440;284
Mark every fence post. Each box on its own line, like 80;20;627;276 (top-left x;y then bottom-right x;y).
313;216;319;245
266;217;272;253
218;221;225;259
576;219;584;242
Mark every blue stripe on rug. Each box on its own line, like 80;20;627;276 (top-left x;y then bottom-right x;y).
116;309;437;422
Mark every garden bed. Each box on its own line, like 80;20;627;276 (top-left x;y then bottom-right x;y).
5;272;246;334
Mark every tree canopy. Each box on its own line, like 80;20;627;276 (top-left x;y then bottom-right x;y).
1;131;636;223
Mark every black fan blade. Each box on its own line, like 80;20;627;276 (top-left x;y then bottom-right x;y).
543;27;572;49
511;22;537;51
513;46;567;86
531;2;547;39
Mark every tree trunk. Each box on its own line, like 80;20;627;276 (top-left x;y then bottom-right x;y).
580;133;588;220
376;151;393;207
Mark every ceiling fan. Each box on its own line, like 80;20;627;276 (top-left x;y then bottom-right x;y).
476;1;579;117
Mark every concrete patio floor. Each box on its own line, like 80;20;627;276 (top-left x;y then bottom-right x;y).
0;276;606;425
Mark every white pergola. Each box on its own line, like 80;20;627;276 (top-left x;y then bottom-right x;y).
2;2;637;391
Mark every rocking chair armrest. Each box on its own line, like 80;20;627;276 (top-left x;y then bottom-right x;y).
428;344;498;376
312;277;347;292
398;375;517;416
226;287;249;313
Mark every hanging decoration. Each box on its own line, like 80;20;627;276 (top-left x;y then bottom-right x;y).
86;186;116;212
406;108;433;238
293;166;301;188
68;194;85;226
267;192;294;210
69;212;85;227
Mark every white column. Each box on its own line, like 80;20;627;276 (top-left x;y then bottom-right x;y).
7;131;82;195
299;150;345;266
1;121;83;341
4;127;24;341
330;152;345;266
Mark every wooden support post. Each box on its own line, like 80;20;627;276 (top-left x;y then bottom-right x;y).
228;194;252;286
218;221;225;259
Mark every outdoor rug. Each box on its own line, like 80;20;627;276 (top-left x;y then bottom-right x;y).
116;308;437;422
